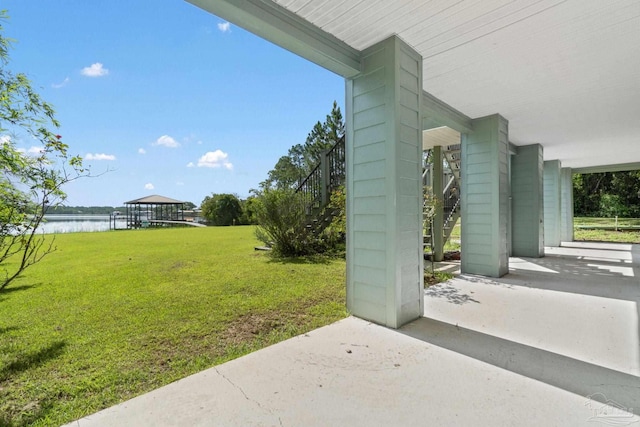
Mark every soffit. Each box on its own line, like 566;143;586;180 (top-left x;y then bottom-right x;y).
274;0;640;170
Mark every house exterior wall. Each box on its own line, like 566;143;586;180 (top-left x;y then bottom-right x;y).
511;144;544;257
345;35;423;328
543;160;562;247
560;168;574;242
461;114;510;277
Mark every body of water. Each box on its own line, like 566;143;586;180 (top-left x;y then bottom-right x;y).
41;214;126;234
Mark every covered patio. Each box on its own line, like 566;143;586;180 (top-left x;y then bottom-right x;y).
64;1;640;424
186;0;640;328
65;241;640;426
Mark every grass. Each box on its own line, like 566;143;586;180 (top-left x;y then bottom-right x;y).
445;218;640;245
574;217;640;227
0;226;347;426
574;217;640;243
574;228;640;243
424;270;454;287
444;222;461;252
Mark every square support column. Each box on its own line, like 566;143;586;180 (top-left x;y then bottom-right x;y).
461;114;510;277
543;160;562;247
346;35;424;328
431;146;445;262
560;167;574;242
511;144;544;257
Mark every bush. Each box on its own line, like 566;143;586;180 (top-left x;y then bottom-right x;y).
201;193;243;226
254;188;343;257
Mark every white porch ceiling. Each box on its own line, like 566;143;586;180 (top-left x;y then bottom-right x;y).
191;0;640;170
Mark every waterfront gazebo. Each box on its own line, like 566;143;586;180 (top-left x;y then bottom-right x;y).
124;195;185;229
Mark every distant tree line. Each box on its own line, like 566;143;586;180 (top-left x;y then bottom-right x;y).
47;201;198;215
573;171;640;217
47;206;126;215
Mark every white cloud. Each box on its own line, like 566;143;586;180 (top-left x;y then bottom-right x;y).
81;63;109;77
195;150;233;170
28;146;44;154
187;162;195;168
144;183;154;190
218;22;231;33
153;135;180;148
52;77;70;88
0;135;10;145
176;181;184;186
85;153;116;161
138;148;146;154
17;146;44;155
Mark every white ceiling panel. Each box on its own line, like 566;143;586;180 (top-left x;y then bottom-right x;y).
272;0;640;169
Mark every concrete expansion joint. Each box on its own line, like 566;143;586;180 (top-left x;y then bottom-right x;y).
213;367;284;426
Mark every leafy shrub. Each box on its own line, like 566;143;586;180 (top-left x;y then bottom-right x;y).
201;193;243;226
254;188;344;257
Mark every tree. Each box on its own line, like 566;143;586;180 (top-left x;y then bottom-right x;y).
573;171;640;217
0;11;86;291
182;201;197;210
261;101;344;190
254;102;346;256
238;196;259;225
201;193;243;226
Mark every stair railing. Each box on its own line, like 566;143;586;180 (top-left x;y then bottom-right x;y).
295;135;346;219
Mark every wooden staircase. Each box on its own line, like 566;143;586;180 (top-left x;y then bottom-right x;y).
424;144;462;249
294;136;460;248
295;136;346;237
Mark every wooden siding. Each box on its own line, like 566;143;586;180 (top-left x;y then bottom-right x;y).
511;144;544;257
461;114;509;277
543;160;562;247
560;168;574;242
346;35;422;328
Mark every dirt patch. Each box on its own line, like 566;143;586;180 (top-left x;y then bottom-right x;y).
221;312;291;345
424;274;442;287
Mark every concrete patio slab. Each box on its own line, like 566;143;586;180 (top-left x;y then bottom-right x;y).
65;242;640;427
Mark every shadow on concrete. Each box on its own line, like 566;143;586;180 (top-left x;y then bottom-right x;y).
427;242;640;413
425;282;480;305
511;243;640;383
400;317;640;414
506;241;639;300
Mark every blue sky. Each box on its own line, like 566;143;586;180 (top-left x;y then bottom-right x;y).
2;1;345;206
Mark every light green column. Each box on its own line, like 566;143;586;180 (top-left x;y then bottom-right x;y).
511;144;544;257
461;114;510;277
431;146;444;262
560;167;574;242
543;160;562;247
345;35;424;329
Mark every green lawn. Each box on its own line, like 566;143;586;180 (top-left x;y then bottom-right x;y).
574;217;640;227
440;218;640;247
574;217;640;243
0;226;347;426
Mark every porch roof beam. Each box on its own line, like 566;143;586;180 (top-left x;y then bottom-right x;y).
422;91;473;134
186;0;361;78
573;162;640;174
